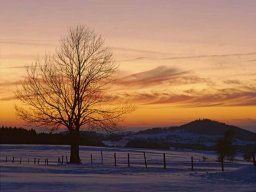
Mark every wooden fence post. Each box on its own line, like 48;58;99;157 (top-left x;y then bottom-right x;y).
143;152;147;168
66;156;68;164
12;157;14;163
61;156;64;164
163;153;166;169
90;154;93;165
20;157;22;164
37;159;40;165
191;156;194;171
128;153;130;168
114;153;117;167
34;158;36;164
101;151;103;165
5;156;7;162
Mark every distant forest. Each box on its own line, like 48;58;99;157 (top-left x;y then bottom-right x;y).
0;126;104;146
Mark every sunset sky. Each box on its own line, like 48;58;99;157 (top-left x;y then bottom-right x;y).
0;0;256;132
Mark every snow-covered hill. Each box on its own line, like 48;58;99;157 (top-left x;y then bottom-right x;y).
103;119;256;149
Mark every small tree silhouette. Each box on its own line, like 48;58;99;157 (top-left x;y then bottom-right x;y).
216;129;236;171
243;144;256;166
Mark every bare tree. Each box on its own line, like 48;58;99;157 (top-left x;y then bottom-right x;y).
216;129;236;171
16;26;132;163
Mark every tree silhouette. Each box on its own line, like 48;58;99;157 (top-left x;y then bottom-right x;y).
216;129;236;171
243;144;256;166
16;26;132;163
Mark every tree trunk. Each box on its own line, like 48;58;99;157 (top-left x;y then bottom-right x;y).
221;157;224;171
252;153;256;166
69;132;81;164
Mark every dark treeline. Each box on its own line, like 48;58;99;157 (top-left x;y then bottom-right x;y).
0;126;104;146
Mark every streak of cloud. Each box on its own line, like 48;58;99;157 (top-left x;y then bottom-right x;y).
0;95;17;101
111;47;167;55
114;86;256;107
119;51;256;62
115;66;210;88
223;79;241;85
0;39;167;55
0;65;28;69
0;40;56;47
0;54;41;60
161;52;256;60
0;80;22;87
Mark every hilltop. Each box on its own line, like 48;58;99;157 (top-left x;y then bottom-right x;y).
136;119;255;141
104;119;256;150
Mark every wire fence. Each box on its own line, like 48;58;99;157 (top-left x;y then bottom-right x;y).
0;147;254;172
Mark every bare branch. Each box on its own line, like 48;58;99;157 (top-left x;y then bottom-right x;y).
16;25;134;134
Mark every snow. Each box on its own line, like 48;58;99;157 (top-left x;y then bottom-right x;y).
120;130;254;148
102;139;129;147
0;144;255;192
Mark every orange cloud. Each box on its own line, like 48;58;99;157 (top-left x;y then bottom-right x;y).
115;66;206;87
113;85;256;107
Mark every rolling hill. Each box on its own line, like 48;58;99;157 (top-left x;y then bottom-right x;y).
104;119;256;150
136;119;255;141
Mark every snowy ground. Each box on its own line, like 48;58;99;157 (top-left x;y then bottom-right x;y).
0;145;255;192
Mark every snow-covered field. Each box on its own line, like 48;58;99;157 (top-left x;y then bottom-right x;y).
0;145;255;192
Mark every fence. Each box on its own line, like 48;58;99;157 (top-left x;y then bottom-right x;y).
0;147;254;171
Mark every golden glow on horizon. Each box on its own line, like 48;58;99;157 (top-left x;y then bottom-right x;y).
1;98;256;130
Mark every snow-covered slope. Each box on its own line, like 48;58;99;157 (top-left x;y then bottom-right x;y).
1;144;255;192
104;119;256;149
